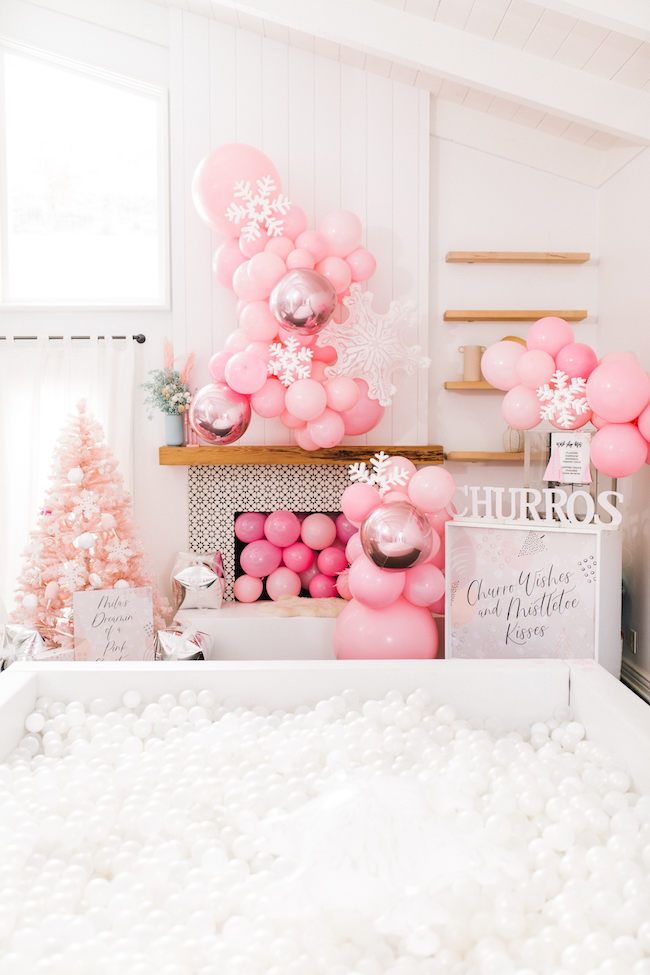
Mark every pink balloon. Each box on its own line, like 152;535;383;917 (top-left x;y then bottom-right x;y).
239;234;268;258
208;349;233;383
224;350;268;394
233;253;285;301
422;528;441;561
191;144;281;237
515;349;556;389
234;511;267;543
431;596;445;616
280;410;306;430
310;362;327;382
266;567;301;601
296;231;329;263
225;329;249;352
601;352;638;366
480;341;525;392
426;506;454;535
556;342;598;380
263;509;301;548
501;385;541;430
246;341;271;362
264;236;294;260
349;555;405;609
340;379;384;435
527;316;574;357
317;546;348;577
239;539;282;578
345;532;363;563
340;482;383;525
313;344;337;365
318;210;362;257
251;378;285;418
285;379;327;421
281;204;307;240
308;408;345;448
407;466;455;514
335;597;438;660
188;382;251;445
324;377;359;412
301;513;337;550
294;426;320;451
384;455;417;483
233;575;263;603
335;513;357;544
213;239;246;289
278;326;316;348
309;574;338;599
282;542;314;573
335;569;352;600
316;256;352;294
286;248;316;271
586;360;650;423
591;412;607;430
346;247;376;282
637;403;650;441
239;300;279;342
590;423;648;478
403;563;445;608
299;562;319;590
551;407;592;431
384;490;411;504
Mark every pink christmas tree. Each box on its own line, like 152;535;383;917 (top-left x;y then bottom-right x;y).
12;401;168;647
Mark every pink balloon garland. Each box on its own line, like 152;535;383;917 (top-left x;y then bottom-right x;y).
481;319;650;479
190;143;381;448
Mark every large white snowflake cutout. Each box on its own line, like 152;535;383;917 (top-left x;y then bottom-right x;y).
317;285;430;407
267;336;313;386
349;451;411;496
537;370;590;429
58;560;87;592
225;175;291;242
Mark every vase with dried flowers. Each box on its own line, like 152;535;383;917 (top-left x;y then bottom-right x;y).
143;342;194;446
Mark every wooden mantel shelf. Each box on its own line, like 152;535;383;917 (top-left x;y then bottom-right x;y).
444;309;587;322
446;251;590;264
159;444;444;466
446;451;524;463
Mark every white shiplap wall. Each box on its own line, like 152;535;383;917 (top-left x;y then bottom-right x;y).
168;9;431;447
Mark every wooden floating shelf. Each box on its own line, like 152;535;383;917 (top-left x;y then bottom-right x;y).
446;451;524;463
159;444;444;467
444;380;497;391
444;309;587;322
446;251;590;264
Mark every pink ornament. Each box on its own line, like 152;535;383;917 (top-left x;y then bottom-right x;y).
527;316;574;357
340;379;384;435
213;238;246;288
501;384;541;430
189;383;251;445
336;569;352;600
233;575;263;603
480;341;525;391
301;513;337;550
308;409;345;448
264;236;294;260
515;349;556;389
266;567;301;601
279;410;306;430
251;378;286;418
234;511;267;543
224;350;268;395
270;269;337;336
407;466;456;514
296;230;329;263
403;563;445;607
317;546;348;577
335;597;438;660
346;246;376;282
324;377;359;412
316;256;352;294
318;210;362;257
335;513;357;544
208;350;233;383
286;248;316;270
282;542;314;573
309;574;338;598
556;342;598;380
586;360;650;424
240;539;282;578
239;301;279;342
191;143;282;237
285;379;327;421
637;403;650;441
361;501;433;571
340;482;383;525
590;423;648;478
349;555;405;609
264;509;301;548
345;532;363;563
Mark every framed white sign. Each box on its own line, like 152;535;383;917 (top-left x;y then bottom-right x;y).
73;586;154;661
445;521;622;674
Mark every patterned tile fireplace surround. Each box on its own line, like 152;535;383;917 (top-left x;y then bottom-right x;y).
188;465;350;601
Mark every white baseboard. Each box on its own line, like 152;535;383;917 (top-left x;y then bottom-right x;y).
621;658;650;705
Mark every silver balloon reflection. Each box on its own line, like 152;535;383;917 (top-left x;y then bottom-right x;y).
269;269;337;335
189;382;251;445
360;501;433;571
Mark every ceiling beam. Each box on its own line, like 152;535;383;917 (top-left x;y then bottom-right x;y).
536;0;650;42
217;0;650;143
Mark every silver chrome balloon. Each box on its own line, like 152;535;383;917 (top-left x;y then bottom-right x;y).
189;382;251;446
269;269;337;335
360;501;433;571
155;627;210;661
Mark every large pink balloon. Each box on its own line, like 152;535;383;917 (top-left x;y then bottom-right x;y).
586;360;650;423
233;575;263;603
192;144;282;237
340;483;383;525
335;597;438;660
251;378;286;418
301;513;337;550
316;256;352;294
282;204;307;240
266;567;301;601
264;509;301;548
515;349;556;389
590;423;648;478
234;512;266;543
317;546;348;577
188;383;251;445
501;385;541;430
270;269;337;336
527;317;574;357
239;301;279;342
556;342;598;380
282;542;314;573
339;379;384;435
346;247;376;282
308;408;345;448
224;351;268;394
348;555;405;609
285;379;327;421
240;539;282;578
318;210;362;257
407;466;455;514
403;563;445;607
213;239;246;289
324;377;360;412
481;341;525;391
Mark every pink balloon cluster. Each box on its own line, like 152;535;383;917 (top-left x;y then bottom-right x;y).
481;318;650;479
334;457;456;660
190;143;381;449
233;510;354;603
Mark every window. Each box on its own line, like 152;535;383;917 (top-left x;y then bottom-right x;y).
0;44;168;306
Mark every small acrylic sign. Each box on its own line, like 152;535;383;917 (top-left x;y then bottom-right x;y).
73;586;154;661
544;432;592;484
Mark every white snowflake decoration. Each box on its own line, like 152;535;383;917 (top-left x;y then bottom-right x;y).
317;285;430;407
267;336;313;386
106;537;133;565
348;451;411;497
57;560;87;592
72;490;100;521
225;175;291;242
537;370;590;429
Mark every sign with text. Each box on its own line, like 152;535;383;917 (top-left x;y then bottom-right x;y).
445;523;597;660
544;432;591;484
73;587;154;661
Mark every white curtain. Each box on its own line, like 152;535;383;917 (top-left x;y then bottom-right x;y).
0;337;135;613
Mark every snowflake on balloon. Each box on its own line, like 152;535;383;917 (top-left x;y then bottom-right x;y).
537;370;590;429
348;451;411;497
225;175;291;242
267;337;313;386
